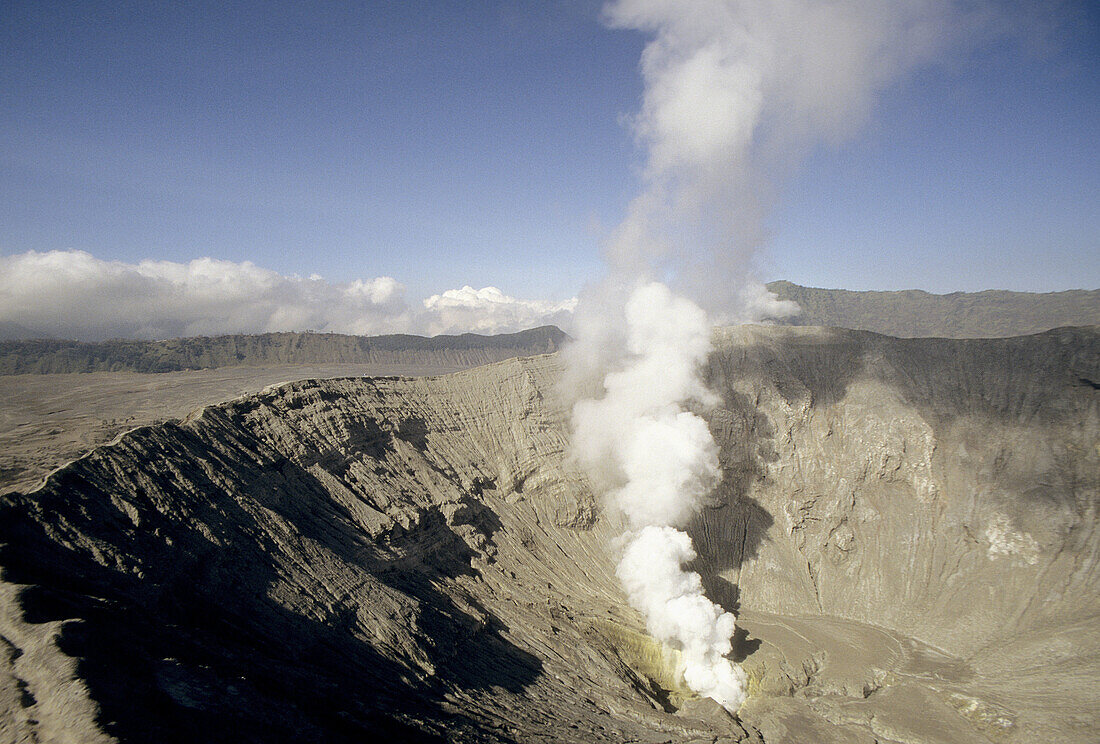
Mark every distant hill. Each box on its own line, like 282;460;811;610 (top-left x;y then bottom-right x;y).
767;281;1100;338
0;326;569;375
0;321;43;341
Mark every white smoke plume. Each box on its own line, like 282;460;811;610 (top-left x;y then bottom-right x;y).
568;0;1037;712
572;282;747;708
573;282;717;514
0;250;577;341
599;0;1039;316
618;526;746;708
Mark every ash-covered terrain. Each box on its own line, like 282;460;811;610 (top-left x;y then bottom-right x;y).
0;325;566;497
767;283;1100;338
1;325;1098;743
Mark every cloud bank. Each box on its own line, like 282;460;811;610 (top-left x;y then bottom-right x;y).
0;250;576;341
422;286;577;337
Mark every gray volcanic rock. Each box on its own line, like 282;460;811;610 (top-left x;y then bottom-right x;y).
704;325;1099;742
768;281;1100;338
0;361;552;496
1;325;1097;743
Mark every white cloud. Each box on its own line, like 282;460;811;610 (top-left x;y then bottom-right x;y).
0;250;576;341
421;285;577;336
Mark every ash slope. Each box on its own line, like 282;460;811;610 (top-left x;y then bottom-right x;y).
1;326;1098;743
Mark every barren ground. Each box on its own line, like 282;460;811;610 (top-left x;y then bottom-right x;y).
1;326;1097;743
0;362;467;495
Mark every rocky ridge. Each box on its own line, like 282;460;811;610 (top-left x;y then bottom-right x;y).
1;325;1097;742
768;281;1100;338
0;326;568;375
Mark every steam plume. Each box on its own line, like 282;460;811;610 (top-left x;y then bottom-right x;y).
568;0;1025;712
572;282;747;709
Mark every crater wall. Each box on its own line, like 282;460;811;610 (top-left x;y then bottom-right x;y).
1;326;1096;742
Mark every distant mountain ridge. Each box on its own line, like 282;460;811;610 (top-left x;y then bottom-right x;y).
768;281;1100;338
4;283;1097;374
0;326;569;375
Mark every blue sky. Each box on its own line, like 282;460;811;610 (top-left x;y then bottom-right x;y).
770;31;1100;292
1;0;1097;324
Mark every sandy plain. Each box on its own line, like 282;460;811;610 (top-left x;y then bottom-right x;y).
0;362;465;495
